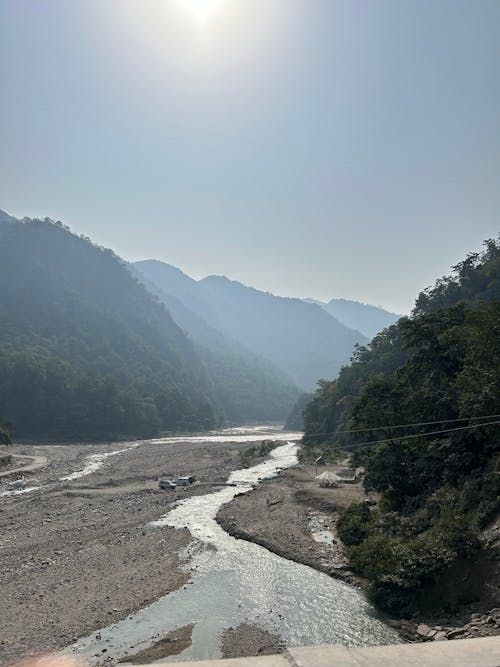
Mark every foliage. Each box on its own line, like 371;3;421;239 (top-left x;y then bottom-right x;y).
303;238;500;613
0;218;218;440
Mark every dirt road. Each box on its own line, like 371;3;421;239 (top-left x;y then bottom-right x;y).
0;453;48;479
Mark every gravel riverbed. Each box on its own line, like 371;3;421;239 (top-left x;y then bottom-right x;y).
0;438;255;665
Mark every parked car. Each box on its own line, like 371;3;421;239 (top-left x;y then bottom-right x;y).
159;479;176;490
176;476;194;486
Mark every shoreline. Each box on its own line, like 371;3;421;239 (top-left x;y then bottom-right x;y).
216;463;500;645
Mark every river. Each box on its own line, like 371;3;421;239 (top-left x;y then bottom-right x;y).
67;428;400;663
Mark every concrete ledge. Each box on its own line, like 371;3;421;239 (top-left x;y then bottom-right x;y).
154;636;500;667
287;636;500;666
157;657;289;667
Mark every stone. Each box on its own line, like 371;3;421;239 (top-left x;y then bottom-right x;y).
447;628;466;639
417;624;432;637
433;631;448;641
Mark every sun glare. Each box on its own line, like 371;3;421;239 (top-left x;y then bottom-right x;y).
179;0;225;21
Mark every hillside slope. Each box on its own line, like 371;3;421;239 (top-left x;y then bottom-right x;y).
302;238;500;615
198;275;367;389
0;215;217;439
306;297;401;339
133;261;300;423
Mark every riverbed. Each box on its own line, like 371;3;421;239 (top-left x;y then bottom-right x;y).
66;435;400;664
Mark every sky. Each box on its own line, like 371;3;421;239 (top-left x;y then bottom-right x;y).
0;0;499;314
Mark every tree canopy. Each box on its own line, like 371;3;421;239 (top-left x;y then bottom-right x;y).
302;238;500;613
0;218;218;440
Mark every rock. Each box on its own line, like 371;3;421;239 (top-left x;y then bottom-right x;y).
433;631;448;641
417;624;432;637
426;630;437;638
447;629;466;639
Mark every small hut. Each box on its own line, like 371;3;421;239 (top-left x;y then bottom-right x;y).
336;468;357;483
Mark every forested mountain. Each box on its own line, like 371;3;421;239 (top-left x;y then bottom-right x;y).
136;260;367;390
305;297;400;339
0;214;217;440
302;239;500;614
132;262;300;424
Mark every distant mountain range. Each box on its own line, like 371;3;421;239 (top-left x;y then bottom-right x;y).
134;260;369;391
0;208;401;438
304;298;401;339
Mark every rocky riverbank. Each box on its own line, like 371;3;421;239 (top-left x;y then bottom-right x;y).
217;464;365;588
216;463;500;645
0;437;261;665
220;623;285;659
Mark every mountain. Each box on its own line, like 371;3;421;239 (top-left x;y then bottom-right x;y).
302;238;500;615
305;297;401;339
135;261;368;391
132;261;300;424
0;215;217;440
0;208;17;225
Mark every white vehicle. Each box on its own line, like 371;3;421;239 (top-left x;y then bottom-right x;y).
176;476;194;486
159;479;176;490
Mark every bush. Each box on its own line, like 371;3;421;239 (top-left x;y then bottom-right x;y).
337;502;372;546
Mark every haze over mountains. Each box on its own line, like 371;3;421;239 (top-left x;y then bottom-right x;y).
134;260;372;390
304;299;401;339
0;209;400;439
0;214;217;439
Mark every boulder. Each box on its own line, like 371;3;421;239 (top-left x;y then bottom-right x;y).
417;624;432;637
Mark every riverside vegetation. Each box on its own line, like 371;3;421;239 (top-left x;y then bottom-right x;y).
301;239;500;615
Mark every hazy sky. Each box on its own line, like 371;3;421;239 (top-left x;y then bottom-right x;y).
1;0;499;313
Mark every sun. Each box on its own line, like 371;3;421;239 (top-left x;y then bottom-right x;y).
178;0;225;21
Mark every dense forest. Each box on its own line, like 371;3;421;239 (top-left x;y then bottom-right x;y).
302;239;500;613
0;216;218;439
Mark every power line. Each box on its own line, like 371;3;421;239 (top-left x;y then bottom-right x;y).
305;413;500;439
308;419;500;452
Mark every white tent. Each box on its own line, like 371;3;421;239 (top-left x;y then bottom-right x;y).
315;471;339;486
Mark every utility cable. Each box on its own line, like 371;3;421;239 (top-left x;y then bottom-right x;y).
304;413;500;439
308;419;500;452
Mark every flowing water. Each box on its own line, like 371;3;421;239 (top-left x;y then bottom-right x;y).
67;430;400;663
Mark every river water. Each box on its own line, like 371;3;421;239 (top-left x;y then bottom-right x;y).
67;429;400;663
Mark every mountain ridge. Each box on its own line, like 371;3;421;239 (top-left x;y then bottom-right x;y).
135;260;368;390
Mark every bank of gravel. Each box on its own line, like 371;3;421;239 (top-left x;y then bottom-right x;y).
220;623;285;659
217;465;361;588
117;624;194;663
216;464;500;645
0;438;254;665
